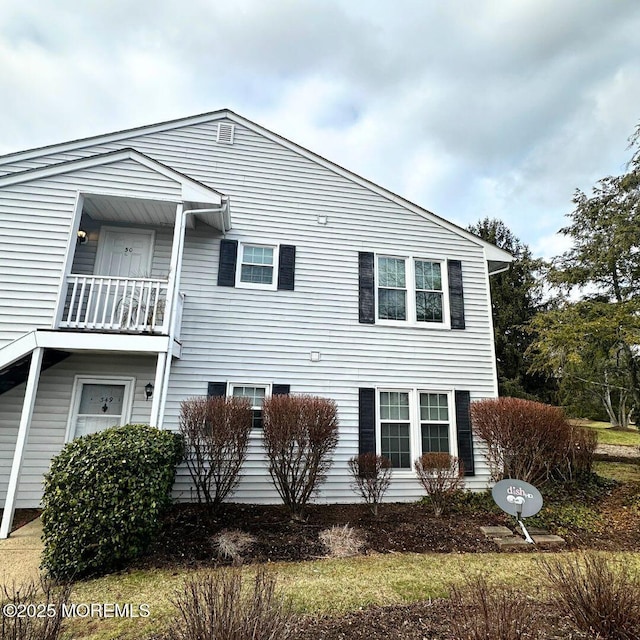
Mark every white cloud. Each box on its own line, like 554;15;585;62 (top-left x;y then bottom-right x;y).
0;0;639;257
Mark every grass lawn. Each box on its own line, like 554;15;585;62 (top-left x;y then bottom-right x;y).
575;419;640;447
594;461;640;483
65;551;640;640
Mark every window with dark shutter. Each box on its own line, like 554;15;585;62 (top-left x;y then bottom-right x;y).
207;382;227;397
277;246;296;291
358;388;376;455
455;390;474;476
447;260;466;329
217;240;238;287
358;253;375;324
272;384;290;395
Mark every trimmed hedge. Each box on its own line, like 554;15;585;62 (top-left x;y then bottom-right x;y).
41;424;183;580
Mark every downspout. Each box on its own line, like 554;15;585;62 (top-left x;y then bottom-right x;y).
156;200;229;428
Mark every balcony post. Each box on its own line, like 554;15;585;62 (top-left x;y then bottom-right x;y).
53;194;85;329
0;347;44;539
149;352;166;427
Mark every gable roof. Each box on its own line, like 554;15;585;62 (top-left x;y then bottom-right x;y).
0;147;224;204
0;110;512;269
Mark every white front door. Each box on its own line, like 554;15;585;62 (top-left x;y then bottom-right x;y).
67;377;135;440
95;227;155;277
92;228;155;327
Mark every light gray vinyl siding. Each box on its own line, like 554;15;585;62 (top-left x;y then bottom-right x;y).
166;206;495;503
0;158;181;347
0;353;158;508
2;116;499;505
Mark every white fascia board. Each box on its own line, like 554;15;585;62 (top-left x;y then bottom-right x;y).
484;243;515;264
34;330;170;353
0;332;38;370
181;181;222;206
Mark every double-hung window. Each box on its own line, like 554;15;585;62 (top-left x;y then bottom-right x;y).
376;256;446;325
230;384;268;429
414;260;443;323
378;258;407;321
379;391;411;468
378;389;454;470
419;392;450;453
238;244;277;287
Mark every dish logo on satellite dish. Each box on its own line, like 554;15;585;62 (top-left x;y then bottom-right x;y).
506;485;534;500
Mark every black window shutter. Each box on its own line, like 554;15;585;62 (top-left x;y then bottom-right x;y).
455;390;474;476
358;388;376;455
207;382;227;397
217;239;238;287
272;384;290;395
359;252;375;324
277;245;296;291
447;260;466;329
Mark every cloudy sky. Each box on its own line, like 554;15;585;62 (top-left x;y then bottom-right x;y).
2;0;639;258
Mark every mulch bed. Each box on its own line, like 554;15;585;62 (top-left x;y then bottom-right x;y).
11;478;640;640
137;501;507;569
138;479;640;571
0;508;41;532
290;599;591;640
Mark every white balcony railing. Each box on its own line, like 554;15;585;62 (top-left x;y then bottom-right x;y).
59;275;169;333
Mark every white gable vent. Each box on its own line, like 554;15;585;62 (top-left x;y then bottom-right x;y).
217;122;235;145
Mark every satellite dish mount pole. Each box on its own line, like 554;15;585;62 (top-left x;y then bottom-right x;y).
515;501;534;544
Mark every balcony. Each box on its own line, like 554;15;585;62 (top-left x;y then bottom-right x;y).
58;275;169;334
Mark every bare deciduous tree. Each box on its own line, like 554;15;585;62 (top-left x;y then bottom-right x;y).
262;394;339;521
414;452;463;516
348;453;392;517
179;396;252;508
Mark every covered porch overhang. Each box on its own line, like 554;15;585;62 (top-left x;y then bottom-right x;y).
0;331;172;539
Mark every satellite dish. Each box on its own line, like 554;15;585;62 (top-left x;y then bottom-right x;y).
492;478;543;518
492;478;543;544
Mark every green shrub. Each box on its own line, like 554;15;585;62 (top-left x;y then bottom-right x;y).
41;424;183;580
447;489;502;515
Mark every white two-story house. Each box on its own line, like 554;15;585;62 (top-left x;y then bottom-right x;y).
0;109;511;537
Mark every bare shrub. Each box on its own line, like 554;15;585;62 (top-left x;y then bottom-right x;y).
448;574;543;640
319;525;364;558
541;552;640;640
348;453;392;517
262;394;339;521
414;453;463;516
471;397;597;485
1;578;71;640
168;567;293;640
179;396;253;508
214;529;257;564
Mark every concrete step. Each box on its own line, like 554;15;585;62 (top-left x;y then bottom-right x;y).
479;525;513;538
480;523;566;549
532;534;566;547
495;536;533;549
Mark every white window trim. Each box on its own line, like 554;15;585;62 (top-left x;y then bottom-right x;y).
376;387;457;477
236;243;280;291
227;382;272;431
375;254;450;329
65;376;136;442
